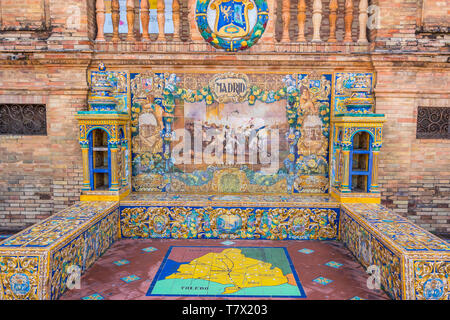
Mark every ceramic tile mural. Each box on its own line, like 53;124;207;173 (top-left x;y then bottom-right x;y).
0;202;119;300
3;63;449;302
90;70;128;113
129;71;333;194
333;73;374;115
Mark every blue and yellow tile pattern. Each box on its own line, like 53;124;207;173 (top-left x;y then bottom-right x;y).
0;201;119;300
340;203;450;300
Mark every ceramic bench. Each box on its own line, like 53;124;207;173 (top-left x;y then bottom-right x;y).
0;201;119;300
2;197;449;300
340;203;450;300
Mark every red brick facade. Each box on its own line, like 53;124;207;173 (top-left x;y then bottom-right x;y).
0;0;448;234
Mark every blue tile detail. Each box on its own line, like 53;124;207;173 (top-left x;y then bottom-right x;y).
298;248;314;254
113;259;130;266
81;293;104;300
221;241;235;246
312;277;333;285
324;261;343;269
121;275;141;283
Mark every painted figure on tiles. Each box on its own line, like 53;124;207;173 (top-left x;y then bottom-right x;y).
298;85;318;115
132;105;164;154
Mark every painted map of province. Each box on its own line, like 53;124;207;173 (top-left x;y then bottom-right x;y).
147;247;306;297
167;248;292;294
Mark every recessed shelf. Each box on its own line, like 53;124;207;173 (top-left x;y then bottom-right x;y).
351;175;368;193
349;131;372;193
352;153;369;171
90;129;110;191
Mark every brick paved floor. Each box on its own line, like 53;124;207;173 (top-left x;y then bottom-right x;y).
60;239;389;300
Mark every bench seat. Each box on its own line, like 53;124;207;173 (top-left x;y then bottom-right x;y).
0;201;119;300
340;203;450;300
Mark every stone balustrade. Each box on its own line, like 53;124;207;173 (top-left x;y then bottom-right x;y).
93;0;371;53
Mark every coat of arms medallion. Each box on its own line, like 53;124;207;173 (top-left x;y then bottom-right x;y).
195;0;269;52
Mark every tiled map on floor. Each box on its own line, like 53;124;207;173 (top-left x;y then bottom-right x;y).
147;246;306;298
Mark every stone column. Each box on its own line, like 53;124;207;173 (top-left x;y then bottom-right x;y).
370;148;380;192
141;0;150;41
95;0;106;41
109;143;119;191
126;0;136;41
157;0;166;41
121;141;128;187
344;0;353;43
297;0;306;42
281;0;291;42
358;0;369;43
111;0;120;42
173;0;181;41
328;0;338;42
334;146;341;187
312;0;322;42
341;148;351;192
189;0;202;41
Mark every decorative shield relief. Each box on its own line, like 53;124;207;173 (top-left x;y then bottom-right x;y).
195;0;269;52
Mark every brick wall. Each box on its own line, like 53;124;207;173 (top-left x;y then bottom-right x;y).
420;0;450;28
370;0;418;50
0;0;48;31
375;67;450;234
0;64;89;230
0;0;91;230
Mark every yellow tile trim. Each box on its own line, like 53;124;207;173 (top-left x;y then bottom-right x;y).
331;190;381;204
80;189;130;202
